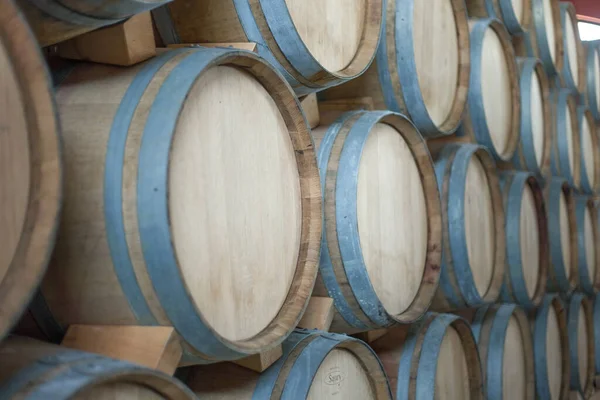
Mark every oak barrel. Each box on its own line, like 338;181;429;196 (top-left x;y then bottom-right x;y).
16;0;170;46
321;0;471;137
559;2;585;94
29;47;322;363
575;197;599;295
566;293;595;397
155;0;383;95
578;106;599;194
530;295;570;400
186;330;393;400
499;171;548;310
471;304;535;400
585;41;600;120
430;144;506;311
311;111;442;333
369;313;484;400
0;0;62;342
458;18;520;161
531;0;564;76
554;89;581;188
545;178;578;293
0;336;195;399
511;57;552;178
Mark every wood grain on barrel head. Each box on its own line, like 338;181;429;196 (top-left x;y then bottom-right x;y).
584;206;596;285
581;116;595;188
169;66;302;342
543;0;557;63
546;304;563;400
285;0;366;73
577;305;589;389
413;0;459;127
358;123;427;316
481;27;513;158
0;38;30;283
531;67;545;167
307;348;375;400
73;382;166;400
502;316;527;400
565;101;576;175
559;190;573;282
435;327;471;400
465;155;495;296
520;183;540;297
564;10;580;87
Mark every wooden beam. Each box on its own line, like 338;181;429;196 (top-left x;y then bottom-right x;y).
300;93;320;129
297;296;334;331
232;345;282;372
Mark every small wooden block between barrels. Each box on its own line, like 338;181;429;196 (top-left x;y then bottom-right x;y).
232;345;283;373
300;93;320;129
56;12;156;67
318;97;375;126
354;329;388;344
297;296;334;331
61;325;182;375
167;42;258;53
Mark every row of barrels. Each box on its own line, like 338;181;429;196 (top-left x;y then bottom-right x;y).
1;295;597;399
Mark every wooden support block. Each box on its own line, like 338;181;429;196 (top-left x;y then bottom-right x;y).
61;325;182;375
300;93;320;129
232;345;283;373
353;329;388;344
318;97;375;126
167;42;258;53
56;12;155;66
297;296;334;331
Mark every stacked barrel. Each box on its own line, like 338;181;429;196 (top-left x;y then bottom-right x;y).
1;0;600;398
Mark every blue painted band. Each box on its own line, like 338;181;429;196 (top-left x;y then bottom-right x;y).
486;304;516;400
151;7;181;45
586;45;600;120
575;197;595;294
396;315;430;400
594;295;600;374
578;107;594;194
498;0;524;34
137;48;246;360
532;0;558;75
567;293;586;390
375;21;403;114
556;90;577;187
26;0;122;25
471;305;491;342
545;178;571;292
28;290;66;343
560;4;579;92
532;295;556;399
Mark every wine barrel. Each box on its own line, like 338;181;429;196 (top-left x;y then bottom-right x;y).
0;0;62;342
186;330;393;400
530;295;570;400
155;0;383;95
16;0;170;46
369;313;484;399
554;89;581;188
471;304;535;400
29;47;322;363
511;58;552;178
560;2;585;94
531;0;564;76
578;106;599;194
310;111;442;333
499;171;548;310
575;197;599;295
458;18;520;161
430;144;506;311
566;293;595;397
545;178;578;293
585;41;600;120
320;0;470;137
0;336;195;399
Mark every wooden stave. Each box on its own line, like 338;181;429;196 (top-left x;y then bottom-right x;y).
511;57;552;178
459;18;521;162
574;196;600;295
556;89;582;188
431;144;506;311
545;178;579;293
566;293;595;397
498;171;549;310
497;0;532;35
471;304;536;400
160;0;384;96
314;111;442;331
559;2;586;95
531;0;564;77
29;47;322;363
0;336;195;399
530;294;571;400
584;42;600;120
577;106;600;194
0;0;62;342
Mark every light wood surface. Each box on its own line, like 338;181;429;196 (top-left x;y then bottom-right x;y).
559;187;573;281
233;345;283;373
435;327;471;400
297;297;335;331
512;0;525;24
584;205;596;286
72;382;166;399
502;315;527;400
300;93;320;129
481;25;513;158
61;325;182;375
564;6;580;86
169;65;301;342
546;303;563;400
520;183;541;297
285;0;366;73
543;0;557;63
413;0;460;127
465;154;495;296
307;348;375;399
581;112;596;188
358;123;428;316
578;305;589;390
531;65;545;167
